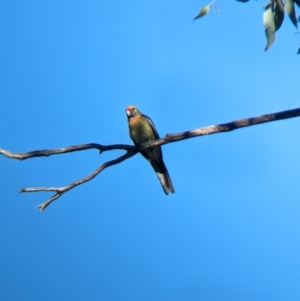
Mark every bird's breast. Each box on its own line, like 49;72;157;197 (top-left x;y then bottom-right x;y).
129;118;155;144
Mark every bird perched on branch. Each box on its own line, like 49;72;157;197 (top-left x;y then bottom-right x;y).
125;105;175;195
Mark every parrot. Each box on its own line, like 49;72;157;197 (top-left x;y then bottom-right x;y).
125;105;175;195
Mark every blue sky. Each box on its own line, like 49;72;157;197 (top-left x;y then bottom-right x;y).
1;1;300;300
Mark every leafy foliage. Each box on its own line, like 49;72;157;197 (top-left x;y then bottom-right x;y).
194;0;299;52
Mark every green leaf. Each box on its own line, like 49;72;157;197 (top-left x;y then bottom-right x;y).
263;0;285;51
263;1;276;51
285;0;298;28
193;5;210;21
193;0;216;22
273;0;285;31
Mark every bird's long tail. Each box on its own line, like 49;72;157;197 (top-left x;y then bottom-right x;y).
156;171;175;195
151;161;175;195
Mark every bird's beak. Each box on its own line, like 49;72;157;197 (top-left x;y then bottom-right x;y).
126;109;137;117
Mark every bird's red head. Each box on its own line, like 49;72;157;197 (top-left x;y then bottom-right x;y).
125;106;138;118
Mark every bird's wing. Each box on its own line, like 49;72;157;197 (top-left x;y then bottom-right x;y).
128;128;137;145
142;114;160;139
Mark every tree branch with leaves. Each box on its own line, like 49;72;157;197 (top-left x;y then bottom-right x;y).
194;0;300;53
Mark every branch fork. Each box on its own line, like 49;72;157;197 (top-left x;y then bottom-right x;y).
1;106;300;211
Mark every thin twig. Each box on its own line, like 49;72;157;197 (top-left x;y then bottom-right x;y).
0;143;136;160
20;150;137;211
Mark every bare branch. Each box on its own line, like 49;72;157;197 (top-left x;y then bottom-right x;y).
19;150;137;211
0;143;136;160
2;106;300;211
142;106;300;149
